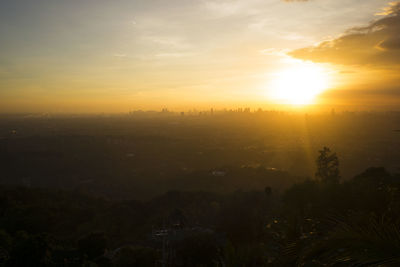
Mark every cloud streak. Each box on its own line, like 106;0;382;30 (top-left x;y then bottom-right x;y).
289;1;400;67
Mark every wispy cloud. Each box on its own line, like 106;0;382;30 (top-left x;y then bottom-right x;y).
259;48;290;56
113;53;127;58
376;1;400;15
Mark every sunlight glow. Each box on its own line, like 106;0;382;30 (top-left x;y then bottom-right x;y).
268;62;331;105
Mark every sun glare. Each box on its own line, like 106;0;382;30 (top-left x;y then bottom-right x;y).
268;62;330;105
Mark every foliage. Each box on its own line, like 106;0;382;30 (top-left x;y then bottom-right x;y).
78;232;108;261
315;147;340;184
113;246;159;267
175;232;221;266
300;217;400;266
0;146;399;266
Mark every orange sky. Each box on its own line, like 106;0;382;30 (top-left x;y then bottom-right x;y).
0;0;399;113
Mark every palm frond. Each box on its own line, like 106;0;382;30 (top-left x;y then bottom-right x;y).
300;217;400;266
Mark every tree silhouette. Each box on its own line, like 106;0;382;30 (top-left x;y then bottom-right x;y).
78;232;107;261
315;147;340;183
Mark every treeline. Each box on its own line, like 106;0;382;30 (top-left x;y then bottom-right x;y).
0;150;400;266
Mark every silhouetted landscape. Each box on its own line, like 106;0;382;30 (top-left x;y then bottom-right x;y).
0;111;400;266
2;0;400;265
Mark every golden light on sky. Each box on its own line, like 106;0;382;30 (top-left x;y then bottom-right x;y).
267;61;331;105
0;0;400;112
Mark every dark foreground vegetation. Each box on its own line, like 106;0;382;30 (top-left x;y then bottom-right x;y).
0;112;399;266
1;161;400;266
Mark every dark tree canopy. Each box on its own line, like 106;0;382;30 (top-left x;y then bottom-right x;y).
315;147;340;183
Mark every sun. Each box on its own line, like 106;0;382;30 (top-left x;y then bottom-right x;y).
268;62;330;105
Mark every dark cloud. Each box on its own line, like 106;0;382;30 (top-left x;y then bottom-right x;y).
289;1;400;66
319;86;400;107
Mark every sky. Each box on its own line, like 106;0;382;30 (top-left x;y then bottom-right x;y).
0;0;399;112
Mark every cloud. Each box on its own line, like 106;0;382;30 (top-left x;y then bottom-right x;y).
376;1;400;15
113;53;127;58
259;48;290;56
289;1;400;67
204;0;243;17
319;86;400;106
